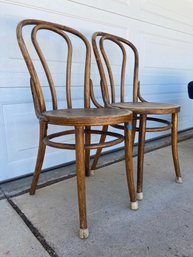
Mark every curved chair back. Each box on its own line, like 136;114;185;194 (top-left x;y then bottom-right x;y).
17;19;91;118
92;32;139;105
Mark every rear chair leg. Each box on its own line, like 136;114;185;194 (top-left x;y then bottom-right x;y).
75;126;88;239
132;114;137;147
85;126;91;176
137;114;147;201
125;122;138;210
30;122;47;195
171;113;182;183
90;125;108;176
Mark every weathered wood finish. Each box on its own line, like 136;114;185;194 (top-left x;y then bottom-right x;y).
17;19;138;238
85;126;91;176
91;125;108;174
124;122;136;203
171;113;181;179
92;32;182;199
137;114;146;195
30;121;47;195
75;126;87;230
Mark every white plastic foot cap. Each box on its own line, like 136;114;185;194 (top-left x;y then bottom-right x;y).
137;192;143;201
90;170;95;176
79;228;89;239
130;201;138;210
176;177;183;183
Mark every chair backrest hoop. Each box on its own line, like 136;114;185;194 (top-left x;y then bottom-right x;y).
92;32;139;104
17;19;91;117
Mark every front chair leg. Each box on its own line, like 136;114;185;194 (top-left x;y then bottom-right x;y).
137;114;147;200
171;113;182;183
90;125;108;176
125;122;138;210
30;121;47;195
75;126;88;239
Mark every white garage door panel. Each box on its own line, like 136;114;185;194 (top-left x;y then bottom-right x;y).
0;87;76;181
0;1;128;181
141;68;193;86
76;0;193;34
0;0;193;181
140;0;193;29
142;36;193;70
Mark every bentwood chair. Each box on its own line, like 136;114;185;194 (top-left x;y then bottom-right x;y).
17;20;138;239
91;32;182;201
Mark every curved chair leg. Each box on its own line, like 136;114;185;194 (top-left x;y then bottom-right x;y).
171;113;182;183
125;122;138;210
90;125;108;176
75;126;88;239
30;122;47;195
137;114;147;201
85;126;91;176
132;114;137;147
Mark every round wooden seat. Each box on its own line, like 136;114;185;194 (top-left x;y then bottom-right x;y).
111;102;180;115
42;108;132;126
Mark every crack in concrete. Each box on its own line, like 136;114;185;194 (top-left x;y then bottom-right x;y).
5;195;59;257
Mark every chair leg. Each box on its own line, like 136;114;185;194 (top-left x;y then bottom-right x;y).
124;122;138;210
30;122;47;195
137;114;147;201
132;114;137;147
75;126;88;239
90;125;108;176
85;126;91;177
171;113;182;183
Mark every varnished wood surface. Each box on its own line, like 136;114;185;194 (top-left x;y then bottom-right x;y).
111;102;180;114
42;108;132;126
91;31;182;199
17;19;137;238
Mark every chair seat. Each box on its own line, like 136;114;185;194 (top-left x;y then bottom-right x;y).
42;108;132;126
111;102;180;114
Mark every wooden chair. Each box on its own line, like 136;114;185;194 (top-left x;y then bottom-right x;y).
91;32;182;201
16;19;138;239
